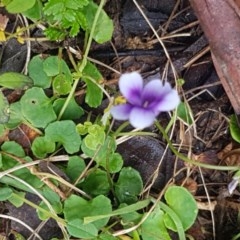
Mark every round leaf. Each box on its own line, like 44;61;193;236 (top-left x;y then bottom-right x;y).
164;186;198;231
31;136;55;158
28;55;51;88
45;120;81;154
20;87;57;128
80;169;110;196
115;167;143;204
53;74;72;95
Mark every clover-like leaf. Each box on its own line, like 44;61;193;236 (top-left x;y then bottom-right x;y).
45;120;81;154
20;87;57;128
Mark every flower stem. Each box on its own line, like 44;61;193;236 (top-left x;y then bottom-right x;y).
155;121;240;171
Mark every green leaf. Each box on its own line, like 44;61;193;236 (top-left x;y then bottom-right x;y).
115;167;143;204
84;199;150;224
4;0;35;13
53;97;84;120
80;169;110;196
45;120;81;154
99;152;123;173
119;203;142;226
52;73;72;95
8;191;25;207
20;87;57;128
177;102;193;125
81;135;116;163
83;1;113;43
0;187;13;201
230;114;240;143
43;0;88;40
4;102;23;129
28;55;51;88
0;72;33;90
66;156;86;182
43;56;72;81
0;175;43;193
1;141;25;158
0;90;9;124
23;0;42;20
82;61;103;108
67;219;98;238
163;186;198;231
92;233;119;240
64;194;112;230
77;121;92;135
141;207;171;240
31;136;56;158
37;187;62;220
83;124;105;150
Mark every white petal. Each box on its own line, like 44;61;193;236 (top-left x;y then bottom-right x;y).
110;104;132;120
156;89;180;111
119;72;143;105
129;107;155;128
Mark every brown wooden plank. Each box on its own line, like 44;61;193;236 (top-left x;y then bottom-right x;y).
189;0;240;114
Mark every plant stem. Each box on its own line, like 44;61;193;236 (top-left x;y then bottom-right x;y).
155;121;240;171
58;0;106;120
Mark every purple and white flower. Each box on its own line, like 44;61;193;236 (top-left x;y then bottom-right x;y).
110;72;180;128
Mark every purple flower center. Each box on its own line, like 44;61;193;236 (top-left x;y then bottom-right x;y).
110;72;180;128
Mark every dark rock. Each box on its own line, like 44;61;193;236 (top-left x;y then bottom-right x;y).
6;193;62;240
0;38;27;73
117;136;174;190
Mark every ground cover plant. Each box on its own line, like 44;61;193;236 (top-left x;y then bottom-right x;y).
0;0;240;239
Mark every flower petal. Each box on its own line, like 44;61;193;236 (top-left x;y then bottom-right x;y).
129;107;155;128
119;72;143;105
142;80;171;103
156;89;180;111
110;104;133;120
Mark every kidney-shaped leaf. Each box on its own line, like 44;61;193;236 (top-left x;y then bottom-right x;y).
45;120;81;154
164;186;198;231
20;87;57;128
64;194;112;230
